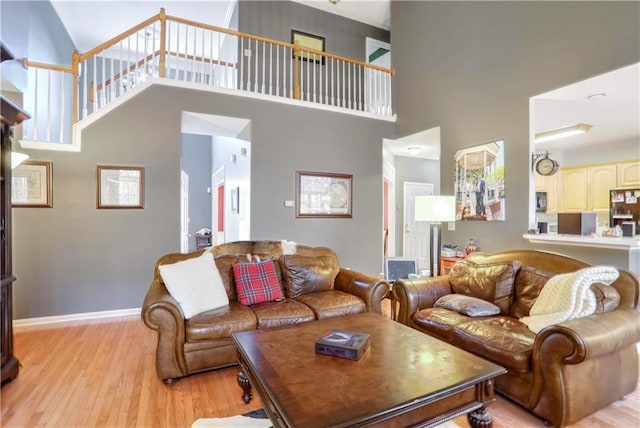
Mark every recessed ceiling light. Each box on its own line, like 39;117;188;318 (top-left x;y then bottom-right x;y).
407;147;421;156
587;93;606;100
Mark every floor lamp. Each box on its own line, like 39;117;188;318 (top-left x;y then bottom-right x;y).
414;195;456;277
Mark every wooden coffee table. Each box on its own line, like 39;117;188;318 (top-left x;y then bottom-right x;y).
233;313;506;428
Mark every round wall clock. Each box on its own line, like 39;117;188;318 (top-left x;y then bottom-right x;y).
535;155;559;176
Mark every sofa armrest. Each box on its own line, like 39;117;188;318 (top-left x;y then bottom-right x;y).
533;308;640;364
529;308;640;424
334;268;389;314
393;276;452;325
141;280;189;382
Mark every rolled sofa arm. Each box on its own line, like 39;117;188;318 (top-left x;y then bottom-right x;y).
393;276;452;325
529;308;640;424
141;279;189;382
534;308;640;365
334;268;389;314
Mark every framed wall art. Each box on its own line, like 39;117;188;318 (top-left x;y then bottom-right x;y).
96;165;144;209
296;171;352;218
454;139;505;221
291;30;325;65
11;160;53;207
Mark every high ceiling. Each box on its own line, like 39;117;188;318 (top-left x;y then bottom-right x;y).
50;1;638;161
51;0;391;53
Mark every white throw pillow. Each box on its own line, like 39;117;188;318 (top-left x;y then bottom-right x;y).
159;252;229;319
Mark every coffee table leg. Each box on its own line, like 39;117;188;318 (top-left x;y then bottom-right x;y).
237;371;253;404
467;406;493;428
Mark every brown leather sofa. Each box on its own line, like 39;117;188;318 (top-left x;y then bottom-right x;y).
142;240;388;383
394;249;640;428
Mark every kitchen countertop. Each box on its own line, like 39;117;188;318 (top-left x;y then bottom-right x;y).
522;233;640;251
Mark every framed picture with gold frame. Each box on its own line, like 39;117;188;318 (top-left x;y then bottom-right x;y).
296;171;352;218
291;30;325;65
11;160;53;208
96;165;145;209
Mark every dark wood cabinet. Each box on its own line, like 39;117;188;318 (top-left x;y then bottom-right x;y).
1;44;31;385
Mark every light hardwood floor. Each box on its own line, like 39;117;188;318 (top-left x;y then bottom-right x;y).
1;300;638;428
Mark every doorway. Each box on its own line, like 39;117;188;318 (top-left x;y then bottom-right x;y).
403;182;434;273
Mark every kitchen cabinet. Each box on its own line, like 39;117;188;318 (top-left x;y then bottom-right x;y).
617;160;640;187
535;172;558;213
589;164;617;214
560;164;617;216
560;167;588;212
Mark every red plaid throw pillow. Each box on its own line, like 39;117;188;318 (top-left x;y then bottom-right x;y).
233;259;283;305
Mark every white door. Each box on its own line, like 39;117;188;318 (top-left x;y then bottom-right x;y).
180;171;190;253
403;182;434;273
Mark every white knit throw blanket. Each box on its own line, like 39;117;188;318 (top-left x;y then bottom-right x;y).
521;266;619;333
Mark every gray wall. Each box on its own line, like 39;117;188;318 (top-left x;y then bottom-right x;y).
391;1;640;255
13;84;394;319
181;133;212;251
238;1;390;59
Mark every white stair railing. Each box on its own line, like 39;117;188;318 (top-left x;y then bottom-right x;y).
20;8;394;147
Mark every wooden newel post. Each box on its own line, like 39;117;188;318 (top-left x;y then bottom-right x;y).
293;40;300;100
158;8;167;78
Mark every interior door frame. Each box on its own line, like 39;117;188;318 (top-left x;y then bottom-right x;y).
403;181;434;273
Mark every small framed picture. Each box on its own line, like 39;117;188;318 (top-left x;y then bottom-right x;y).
296;171;352;218
11;160;53;208
291;30;325;65
96;165;144;209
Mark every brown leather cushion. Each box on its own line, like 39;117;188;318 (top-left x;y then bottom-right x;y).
294;290;366;319
250;298;316;329
280;254;339;298
186;301;257;342
411;308;472;342
510;266;554;318
449;259;522;314
591;283;621;313
453;316;536;374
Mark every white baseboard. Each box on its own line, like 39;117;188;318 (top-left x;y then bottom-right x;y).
14;307;141;329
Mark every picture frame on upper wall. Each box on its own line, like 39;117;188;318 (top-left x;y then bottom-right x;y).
11;160;53;208
96;165;145;209
291;30;325;65
296;171;352;218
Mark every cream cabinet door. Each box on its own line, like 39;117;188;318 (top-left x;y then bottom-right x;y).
535;173;559;213
588;164;617;214
561;168;588;212
617;160;640;187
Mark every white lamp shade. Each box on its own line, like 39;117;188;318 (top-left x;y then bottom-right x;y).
415;195;456;222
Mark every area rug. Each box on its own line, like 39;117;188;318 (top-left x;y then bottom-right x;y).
192;408;272;427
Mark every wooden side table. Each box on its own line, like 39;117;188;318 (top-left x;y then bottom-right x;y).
441;256;465;275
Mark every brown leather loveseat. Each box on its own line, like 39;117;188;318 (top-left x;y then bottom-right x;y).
394;249;640;427
142;240;388;384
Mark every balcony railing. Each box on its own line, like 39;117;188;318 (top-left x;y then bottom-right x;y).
21;8;394;146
